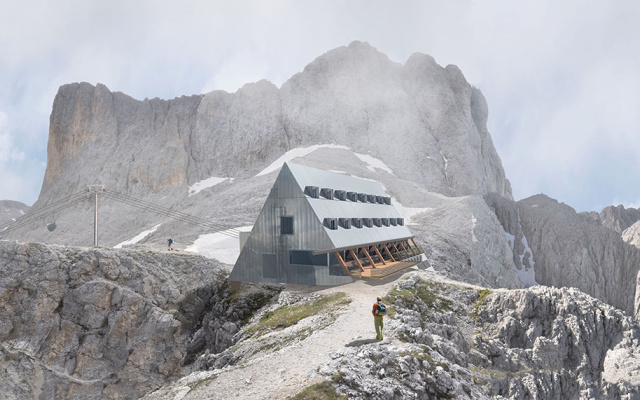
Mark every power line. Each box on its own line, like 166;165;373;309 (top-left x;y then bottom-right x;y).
0;188;242;240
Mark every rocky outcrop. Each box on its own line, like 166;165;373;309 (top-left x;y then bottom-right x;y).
487;193;640;316
0;200;30;227
0;241;228;399
19;41;511;243
514;194;640;315
319;274;640;399
623;220;640;248
594;204;640;234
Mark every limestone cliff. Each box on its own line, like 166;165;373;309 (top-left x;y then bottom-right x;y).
489;193;640;316
0;241;230;399
37;41;510;211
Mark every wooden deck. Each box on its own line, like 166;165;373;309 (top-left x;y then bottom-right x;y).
331;239;425;281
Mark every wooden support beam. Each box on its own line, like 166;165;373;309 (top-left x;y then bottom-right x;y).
405;240;417;255
362;247;377;268
383;244;396;262
349;249;365;271
411;238;420;253
391;242;401;253
373;246;387;265
333;252;351;276
398;241;407;252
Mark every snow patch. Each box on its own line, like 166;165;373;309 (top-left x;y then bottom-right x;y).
185;226;253;264
255;144;350;177
19;209;24;215
353;152;395;175
391;197;430;225
471;215;478;243
501;225;538;287
189;176;229;196
114;224;162;249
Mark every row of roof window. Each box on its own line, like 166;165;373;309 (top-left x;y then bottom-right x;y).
305;186;392;205
323;217;404;230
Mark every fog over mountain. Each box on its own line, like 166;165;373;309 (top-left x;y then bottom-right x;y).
2;42;640;399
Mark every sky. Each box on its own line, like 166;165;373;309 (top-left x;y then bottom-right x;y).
1;0;639;213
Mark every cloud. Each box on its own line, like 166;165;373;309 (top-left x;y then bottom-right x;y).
0;112;25;163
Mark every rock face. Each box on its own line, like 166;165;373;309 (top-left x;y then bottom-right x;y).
623;220;640;248
0;241;228;399
489;193;640;316
22;41;510;242
320;274;640;399
594;204;640;234
0;200;30;227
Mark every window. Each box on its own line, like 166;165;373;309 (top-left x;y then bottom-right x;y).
352;218;363;228
290;250;327;266
324;218;338;230
373;218;382;227
281;216;294;234
335;190;346;201
339;218;351;229
367;194;375;203
320;188;334;199
382;218;389;227
384;197;392;205
357;193;367;202
262;254;278;279
397;218;404;226
305;186;319;198
390;218;397;226
376;196;385;204
363;218;373;228
347;192;357;202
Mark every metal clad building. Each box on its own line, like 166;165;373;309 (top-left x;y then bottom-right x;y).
230;162;423;286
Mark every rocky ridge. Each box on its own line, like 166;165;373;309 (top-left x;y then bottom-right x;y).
0;200;30;227
0;240;279;399
144;271;640;399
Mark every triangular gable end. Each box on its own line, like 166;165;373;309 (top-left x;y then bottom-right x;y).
230;163;351;285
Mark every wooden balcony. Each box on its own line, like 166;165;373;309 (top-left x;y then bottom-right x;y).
332;238;424;280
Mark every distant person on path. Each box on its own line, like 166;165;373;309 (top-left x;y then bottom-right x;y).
372;296;386;341
167;238;174;251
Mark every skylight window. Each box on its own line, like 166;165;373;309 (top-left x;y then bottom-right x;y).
347;192;357;202
305;186;319;198
324;218;338;230
320;188;334;199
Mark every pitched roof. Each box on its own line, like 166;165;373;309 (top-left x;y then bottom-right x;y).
286;163;414;252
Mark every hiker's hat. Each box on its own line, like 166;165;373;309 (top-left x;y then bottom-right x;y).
377;296;381;301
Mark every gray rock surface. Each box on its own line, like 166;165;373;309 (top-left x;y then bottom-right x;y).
513;194;640;315
0;240;229;399
623;220;640;248
5;41;511;250
318;274;640;400
593;204;640;234
0;200;30;227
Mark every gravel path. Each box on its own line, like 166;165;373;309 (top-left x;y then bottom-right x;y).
184;277;402;399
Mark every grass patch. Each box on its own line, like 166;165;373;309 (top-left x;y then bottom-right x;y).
292;381;347;400
245;292;350;338
386;280;454;312
471;289;491;321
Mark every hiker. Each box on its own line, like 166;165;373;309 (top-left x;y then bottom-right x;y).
372;296;386;340
167;238;174;251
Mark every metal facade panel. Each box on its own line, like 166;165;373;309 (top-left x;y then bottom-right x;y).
231;164;352;285
231;162;415;286
287;163;388;196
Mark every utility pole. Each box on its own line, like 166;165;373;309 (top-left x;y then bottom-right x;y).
88;185;105;247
